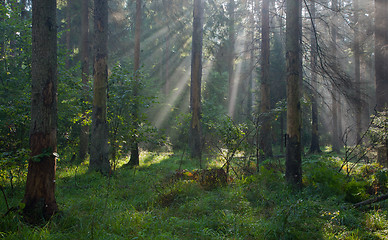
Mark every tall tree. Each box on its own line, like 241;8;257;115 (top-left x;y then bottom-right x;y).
128;0;142;167
330;0;341;153
23;0;58;223
309;0;321;153
90;0;110;173
227;0;236;118
190;0;204;161
285;0;302;187
353;0;362;143
78;0;90;160
259;0;273;160
375;0;388;166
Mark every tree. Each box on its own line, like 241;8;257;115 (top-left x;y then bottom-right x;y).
22;0;58;223
285;0;302;187
330;0;342;153
309;0;321;153
78;0;90;161
90;0;110;173
353;0;362;143
190;0;204;161
128;0;142;167
259;0;273;160
227;0;236;118
375;0;388;166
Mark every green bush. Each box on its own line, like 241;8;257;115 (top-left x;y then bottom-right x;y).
344;178;369;203
303;159;346;198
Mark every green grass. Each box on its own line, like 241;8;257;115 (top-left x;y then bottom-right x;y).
1;151;388;239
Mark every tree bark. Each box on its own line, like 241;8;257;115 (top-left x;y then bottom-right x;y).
23;0;58;223
190;0;204;161
309;0;321;153
375;0;388;166
285;0;302;187
79;0;90;161
90;0;110;174
128;0;142;167
259;0;273;161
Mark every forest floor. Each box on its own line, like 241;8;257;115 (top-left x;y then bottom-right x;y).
1;151;388;239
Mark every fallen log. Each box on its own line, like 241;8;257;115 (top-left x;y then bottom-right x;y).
354;193;388;208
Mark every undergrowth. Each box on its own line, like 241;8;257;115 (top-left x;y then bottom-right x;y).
1;151;388;239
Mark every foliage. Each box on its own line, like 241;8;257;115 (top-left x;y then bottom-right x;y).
0;1;31;188
205;115;252;172
369;109;388;148
108;62;163;161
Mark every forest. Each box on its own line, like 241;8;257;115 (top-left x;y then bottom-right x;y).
1;0;388;239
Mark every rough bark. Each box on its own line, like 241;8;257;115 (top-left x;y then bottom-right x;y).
309;0;321;153
285;0;302;187
375;0;388;166
259;0;273;160
23;0;58;223
90;0;110;174
190;0;204;160
128;0;142;167
79;0;90;161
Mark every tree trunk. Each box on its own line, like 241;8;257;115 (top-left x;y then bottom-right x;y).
227;0;236;118
259;0;273;161
375;0;388;166
128;0;142;167
90;0;110;174
79;0;90;161
190;0;204;161
65;0;71;68
309;0;321;153
331;0;341;153
353;0;362;144
23;0;58;223
285;0;302;187
247;1;255;118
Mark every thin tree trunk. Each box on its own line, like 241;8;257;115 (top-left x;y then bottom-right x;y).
190;0;204;161
164;25;170;95
259;0;273;160
309;0;321;153
353;0;362;143
331;0;341;153
79;0;90;161
23;0;58;223
90;0;110;174
129;0;142;167
227;0;236;118
247;1;255;118
285;0;302;187
66;0;71;68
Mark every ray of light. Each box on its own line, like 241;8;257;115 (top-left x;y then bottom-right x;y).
228;28;248;118
154;56;192;128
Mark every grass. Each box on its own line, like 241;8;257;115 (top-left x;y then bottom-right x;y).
1;151;388;239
